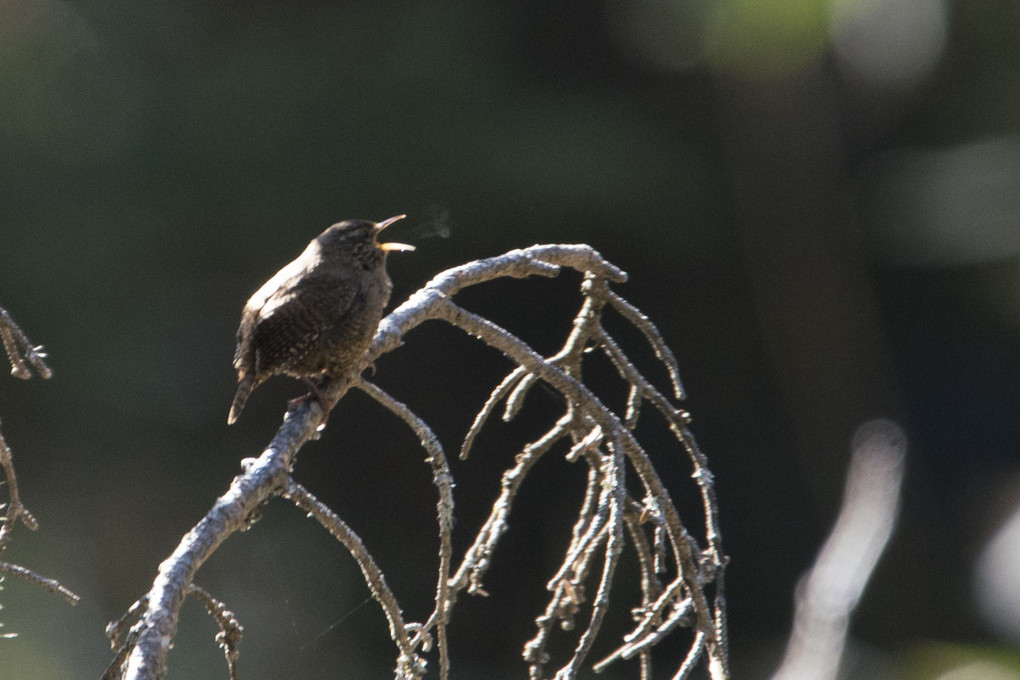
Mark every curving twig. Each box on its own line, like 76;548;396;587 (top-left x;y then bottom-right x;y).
187;584;243;680
355;379;454;679
284;479;426;679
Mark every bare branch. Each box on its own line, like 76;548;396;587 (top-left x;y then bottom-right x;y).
102;625;142;680
460;366;527;460
356;379;454;680
284;478;426;680
186;584;243;680
108;244;726;680
452;413;573;597
0;308;79;610
115;396;331;680
0;425;38;553
0;561;80;605
0;305;52;380
674;630;708;680
552;433;628;680
595;578;691;672
594;595;693;671
504;371;540;422
606;290;684;400
364;245;627;366
106;597;149;650
434;297;723;646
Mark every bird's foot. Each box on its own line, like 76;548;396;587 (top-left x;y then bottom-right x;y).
291;377;331;431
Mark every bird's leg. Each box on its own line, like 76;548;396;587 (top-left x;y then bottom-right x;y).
298;376;327;404
293;375;331;429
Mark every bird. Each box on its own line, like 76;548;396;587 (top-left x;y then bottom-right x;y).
228;215;415;425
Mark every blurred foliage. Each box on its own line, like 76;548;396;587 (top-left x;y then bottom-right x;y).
0;1;1018;678
902;642;1020;680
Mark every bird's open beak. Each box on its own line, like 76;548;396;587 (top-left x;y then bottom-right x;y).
375;214;415;252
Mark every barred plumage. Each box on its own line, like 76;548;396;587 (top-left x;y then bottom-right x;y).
228;216;414;424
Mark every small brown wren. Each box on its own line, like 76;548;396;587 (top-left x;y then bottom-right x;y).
228;215;414;424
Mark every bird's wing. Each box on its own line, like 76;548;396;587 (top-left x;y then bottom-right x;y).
233;254;311;372
249;274;364;375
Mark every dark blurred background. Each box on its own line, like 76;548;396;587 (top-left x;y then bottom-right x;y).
0;1;1018;678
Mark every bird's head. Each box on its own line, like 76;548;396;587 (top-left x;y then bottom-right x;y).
318;215;415;267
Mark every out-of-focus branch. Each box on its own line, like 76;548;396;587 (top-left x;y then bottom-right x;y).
0;424;39;549
0;305;78;610
0;305;50;550
771;419;907;680
0;557;80;606
0;305;51;380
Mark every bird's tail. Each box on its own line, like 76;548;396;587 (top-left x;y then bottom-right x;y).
227;373;256;425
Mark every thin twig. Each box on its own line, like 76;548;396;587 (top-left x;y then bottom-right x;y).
522;431;605;679
0;561;80;605
460;366;528;460
673;630;707;680
594;597;693;671
594;315;730;674
553;433;627;680
0;341;79;607
450;413;574;596
284;478;426;680
106;597;149;649
102;626;143;680
606;290;684;400
0;306;52;380
356;380;454;680
545;485;610;592
436;298;720;638
437;293;727;675
0;426;38;552
186;584;243;680
504;372;540;421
